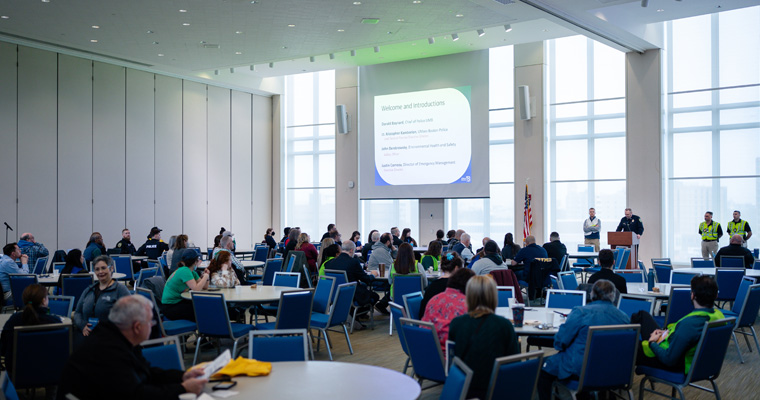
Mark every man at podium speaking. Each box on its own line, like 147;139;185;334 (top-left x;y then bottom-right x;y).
616;208;644;239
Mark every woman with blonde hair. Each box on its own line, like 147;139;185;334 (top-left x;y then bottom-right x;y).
295;232;318;277
316;238;335;269
448;275;519;399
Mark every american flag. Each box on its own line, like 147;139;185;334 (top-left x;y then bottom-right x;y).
523;184;532;239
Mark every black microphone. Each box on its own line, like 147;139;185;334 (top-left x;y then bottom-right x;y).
3;222;12;232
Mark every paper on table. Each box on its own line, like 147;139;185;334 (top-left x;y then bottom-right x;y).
202;350;231;380
197;394;216;400
209;391;239;399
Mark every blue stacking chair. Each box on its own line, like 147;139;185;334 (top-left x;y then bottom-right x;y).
671;270;701;285
191;292;255;365
311;275;336;314
391;274;424;335
486;351;544;400
637;318;736;400
134;267;159;290
47;295;75;318
546;289;586;309
389;302;412;374
249;329;309;362
8;274;38;310
572;245;595;280
112;255;134;281
552;324;640;400
285;256;297;273
61;274;94;307
12;323;73;390
496;286;515;307
720;256;745;269
1;371;19;400
617;294;655;318
550;275;560;290
715;267;746;308
616;269;646;283
135;288;197;342
253;246;269;263
614;248;631;270
399;318;447;386
653;263;673;283
257;289;314;331
654;287;694;328
309;282;356;360
440;357;474;400
257;258;283;286
323;269;348;285
558;271;578;291
651;258;672;267
559;254;569;272
724;281;760;363
690;258;714;268
140;336;184;371
403;291;423;320
32;257;48;275
272;271;300;288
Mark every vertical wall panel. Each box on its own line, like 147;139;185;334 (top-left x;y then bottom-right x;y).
57;55;93;250
17;47;58;248
252;95;273;242
182;81;208;247
0;43;17;242
125;70;155;238
92;62;126;247
231;91;253;247
154;75;183;238
207;86;231;247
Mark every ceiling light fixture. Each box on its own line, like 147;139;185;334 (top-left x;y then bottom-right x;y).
152;41;159;45
353;1;362;4
504;24;512;32
269;62;274;68
214;70;219;75
90;39;98;43
158;53;164;57
337;29;345;32
374;46;380;53
428;37;435;44
230;68;234;73
91;25;100;29
288;24;295;27
0;16;9;19
182;23;190;26
397;18;405;22
235;31;243;34
309;56;315;62
455;14;463;17
657;8;664;12
413;0;421;3
250;0;258;3
235;51;242;55
451;33;459;41
477;29;485;37
350;50;356;56
329;53;335;59
146;30;154;34
179;9;187;13
41;0;50;3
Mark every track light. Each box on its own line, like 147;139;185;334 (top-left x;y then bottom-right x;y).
374;46;380;53
249;65;254;71
428;37;435;44
504;24;512;32
350;50;356;56
641;0;649;7
329;53;335;59
214;69;219;75
229;68;234;73
269;62;274;68
451;33;459;41
477;29;485;37
309;56;315;62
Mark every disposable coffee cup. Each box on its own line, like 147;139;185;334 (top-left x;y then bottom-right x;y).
507;297;517;308
379;263;386;277
512;305;525;327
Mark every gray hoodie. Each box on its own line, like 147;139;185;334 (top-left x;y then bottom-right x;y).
73;280;131;331
367;241;394;271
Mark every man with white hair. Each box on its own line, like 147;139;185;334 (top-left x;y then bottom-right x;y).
215;235;247;282
18;232;49;269
510;235;548;281
452;233;474;264
329;241;384;311
58;295;207;399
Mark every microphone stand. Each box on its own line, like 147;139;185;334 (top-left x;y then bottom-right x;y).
4;222;12;245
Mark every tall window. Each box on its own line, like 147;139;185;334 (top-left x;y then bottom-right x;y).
360;199;419;241
665;7;760;263
283;71;336;238
445;46;516;245
546;36;627;250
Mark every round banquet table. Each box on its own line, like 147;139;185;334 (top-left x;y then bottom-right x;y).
37;272;126;286
204;361;421;399
180;285;295;303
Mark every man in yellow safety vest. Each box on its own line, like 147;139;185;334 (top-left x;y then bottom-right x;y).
727;210;752;248
698;211;723;260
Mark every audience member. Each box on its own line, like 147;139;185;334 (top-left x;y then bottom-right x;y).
537;280;630;400
0;243;29;303
452;233;474;264
542;231;568;269
283;228;301;259
350;231;362;251
207;251;239;288
161;251;209;321
215;235;247;283
361;230;378;262
114;228;136;255
295;232;319;277
136;227;169;260
83;232;106;263
391;227;403;247
318;243;341;275
317;238;335;271
167;234;189;273
328;241;386;312
446;230;458;247
420;241;442;272
321;224;336;241
264;228;278;249
220;228;235;252
472;240;509;276
420;251;463;318
74;255;131;338
511;235;548;281
422;268;475;349
501;232;521;262
367;232;395;272
587;249;627;295
714;234;755;268
18;232;49;269
390;243;427;299
280;227;291;244
400;228;418;247
449;275;520;399
436;229;446;245
59;295;207;399
60;249;86;275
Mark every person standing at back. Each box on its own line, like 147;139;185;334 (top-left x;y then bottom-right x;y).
698;211;722;260
582;208;601;252
727;210;752;247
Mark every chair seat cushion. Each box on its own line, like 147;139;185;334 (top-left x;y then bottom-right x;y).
310;313;329;328
635;366;687;384
230;323;255;338
722;310;738;318
256;322;276;330
163;320;197;335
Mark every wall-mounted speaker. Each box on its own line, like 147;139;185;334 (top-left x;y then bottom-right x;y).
336;104;349;134
518;85;531;121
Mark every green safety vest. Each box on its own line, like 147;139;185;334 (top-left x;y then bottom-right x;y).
727;220;748;238
641;308;725;373
420;255;439;272
317;257;335;276
389;261;420;298
699;221;720;241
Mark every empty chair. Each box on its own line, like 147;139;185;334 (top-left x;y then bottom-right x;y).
671;270;701;285
32;257;48;275
8;274;38;310
311;275;336;314
651;258;672;267
403;291;423;320
399;318;447;386
253;246;269;263
140;336;184;371
558;271;578;291
309;282;356;360
257;258;283;286
496;286;515;307
440;357;474;400
690;258;714;269
134;267;159;290
191;292;255;365
715;267;746;308
486;351;544;400
652;263;673;284
389;302;413;374
47;295;75;318
616;269;646;283
61;274;94;307
272;271;300;288
546;289;586;309
249;329;309;362
390;274;424;334
617;294;655;318
12;323;73;390
571;245;595;278
258;289;314;331
112;256;134;281
725;282;760;363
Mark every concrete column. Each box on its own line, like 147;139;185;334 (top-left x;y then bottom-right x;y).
335;68;360;235
271;94;283;234
625;49;663;263
514;42;546;244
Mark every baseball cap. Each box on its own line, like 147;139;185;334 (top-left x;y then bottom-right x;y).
148;227;162;238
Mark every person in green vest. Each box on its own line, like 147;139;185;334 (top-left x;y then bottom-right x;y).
632;275;725;374
698;211;723;260
727;210;752;247
420;241;442;272
389;243;427;300
317;243;341;276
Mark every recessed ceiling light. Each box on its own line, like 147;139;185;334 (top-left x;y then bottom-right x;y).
353;1;362;4
282;46;287;49
41;0;50;3
337;29;345;32
179;9;187;12
451;33;459;41
657;8;664;12
235;30;243;34
250;0;258;3
146;30;154;34
411;43;416;46
91;25;100;29
542;29;548;32
182;22;190;26
90;39;98;43
477;29;485;37
1;16;10;19
152;41;159;45
288;24;295;27
235;51;242;55
199;40;206;44
455;14;463;17
397;18;405;22
158;53;164;57
413;0;422;3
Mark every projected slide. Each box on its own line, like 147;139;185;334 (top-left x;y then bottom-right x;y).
374;87;472;186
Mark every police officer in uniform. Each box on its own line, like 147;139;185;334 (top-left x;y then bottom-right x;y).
727;210;752;248
616;208;644;238
114;228;136;255
136;227;169;260
698;211;722;260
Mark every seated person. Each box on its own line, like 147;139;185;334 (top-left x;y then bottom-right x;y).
449;275;519;399
325;241;387;312
1;284;62;373
390;243;428;300
318;243;341;275
714;234;755;268
83;232;107;263
501;233;521;262
542;232;567;268
471;240;509;276
420;252;462;318
633;275;724;373
161;252;209;322
538;280;630;400
367;233;395;272
57;248;88;289
422;268;474;349
400;228;418;247
59;295;207;399
587;249;627;295
207;250;239;288
420;241;442;272
510;235;548;280
74;255;131;338
451;233;474;264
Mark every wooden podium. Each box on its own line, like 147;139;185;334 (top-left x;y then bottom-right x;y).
608;232;639;269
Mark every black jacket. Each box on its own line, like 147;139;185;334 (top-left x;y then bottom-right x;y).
543;240;568;267
58;320;186;400
326;253;375;306
587;268;628;296
616;215;645;236
137;239;169;260
115;239;136;255
714;244;755;268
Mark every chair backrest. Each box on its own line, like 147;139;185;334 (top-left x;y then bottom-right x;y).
135;267;159;290
687;318;736;383
399;318;447;383
614;248;630;270
61;274;94;307
559;254;569;272
47;295;75;318
323;269;348;286
671;270;701;285
135;287;167;336
720;256;745;269
486;351;544;400
731;276;756;315
576;324;640;392
664;287;695;325
558;271;578;290
1;371;19;400
402;291;424;320
262;258;283;285
550;275;560;290
191;292;234;337
51;262;65;274
496;286;515;307
112;256;134;280
312;275;336;314
389;302;410;355
754;260;760;270
325;283;357;327
272;272;300;288
285;255;297;273
735;284;760;328
616;269;645;283
140;336;184;371
248;329;309;362
617;294;655;318
578;245;594;252
690;258;714;268
8;274;38;310
651;258;671;267
274;289;314;330
32;257;48;275
253;246;269;263
652;263;673;283
716;267;746;301
546;289;586;309
392;274;424;303
12;323;73;389
440;357;474;400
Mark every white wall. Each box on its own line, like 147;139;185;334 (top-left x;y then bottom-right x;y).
0;42;273;251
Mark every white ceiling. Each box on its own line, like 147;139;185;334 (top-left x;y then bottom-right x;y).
0;0;756;88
